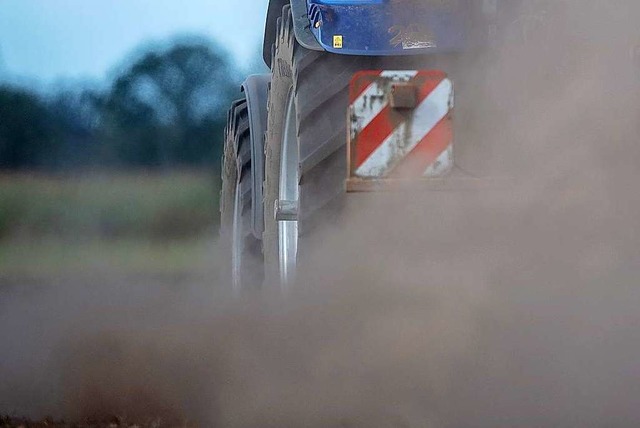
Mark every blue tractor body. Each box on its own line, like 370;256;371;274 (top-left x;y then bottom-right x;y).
305;0;480;56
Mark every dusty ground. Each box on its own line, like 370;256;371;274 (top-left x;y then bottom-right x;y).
0;248;222;428
0;414;196;428
2;184;640;428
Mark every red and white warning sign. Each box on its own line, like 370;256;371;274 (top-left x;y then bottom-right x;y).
347;70;454;190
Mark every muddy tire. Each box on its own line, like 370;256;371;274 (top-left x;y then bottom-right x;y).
262;6;370;286
220;99;263;291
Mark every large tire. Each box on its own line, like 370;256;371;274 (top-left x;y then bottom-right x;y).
220;99;263;291
262;6;370;286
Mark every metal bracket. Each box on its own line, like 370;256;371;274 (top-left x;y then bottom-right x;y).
346;176;510;193
275;200;299;222
390;83;419;109
291;0;324;51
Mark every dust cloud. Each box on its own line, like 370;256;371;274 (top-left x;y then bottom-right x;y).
2;1;640;427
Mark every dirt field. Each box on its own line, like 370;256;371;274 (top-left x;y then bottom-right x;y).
0;226;223;427
1;414;195;428
2;185;640;427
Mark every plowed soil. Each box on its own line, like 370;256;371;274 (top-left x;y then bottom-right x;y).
1;415;196;428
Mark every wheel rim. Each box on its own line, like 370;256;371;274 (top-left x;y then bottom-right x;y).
232;178;243;292
278;89;300;286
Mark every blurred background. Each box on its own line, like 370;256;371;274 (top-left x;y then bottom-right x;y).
0;0;268;278
2;2;640;426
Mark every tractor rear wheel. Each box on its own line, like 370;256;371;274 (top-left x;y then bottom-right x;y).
220;99;263;291
262;6;370;287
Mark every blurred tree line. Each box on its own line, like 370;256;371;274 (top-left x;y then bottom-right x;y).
0;38;241;171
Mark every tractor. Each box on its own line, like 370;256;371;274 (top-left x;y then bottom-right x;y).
221;0;523;290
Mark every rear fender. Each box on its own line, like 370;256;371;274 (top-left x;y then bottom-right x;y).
241;74;271;240
263;0;323;68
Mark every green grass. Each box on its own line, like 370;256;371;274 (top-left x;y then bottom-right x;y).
0;171;222;277
0;171;220;241
0;238;218;277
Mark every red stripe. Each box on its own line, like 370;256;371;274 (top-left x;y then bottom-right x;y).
353;105;403;167
354;76;445;169
415;75;446;100
390;116;453;179
349;71;382;103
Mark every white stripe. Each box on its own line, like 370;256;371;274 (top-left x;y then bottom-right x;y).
380;70;420;79
356;78;453;178
351;71;419;133
423;145;453;177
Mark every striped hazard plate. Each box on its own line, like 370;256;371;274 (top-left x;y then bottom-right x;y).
347;70;454;192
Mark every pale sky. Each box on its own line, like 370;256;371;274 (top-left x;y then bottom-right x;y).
0;0;268;86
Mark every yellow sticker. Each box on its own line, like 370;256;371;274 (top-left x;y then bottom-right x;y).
333;35;343;49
